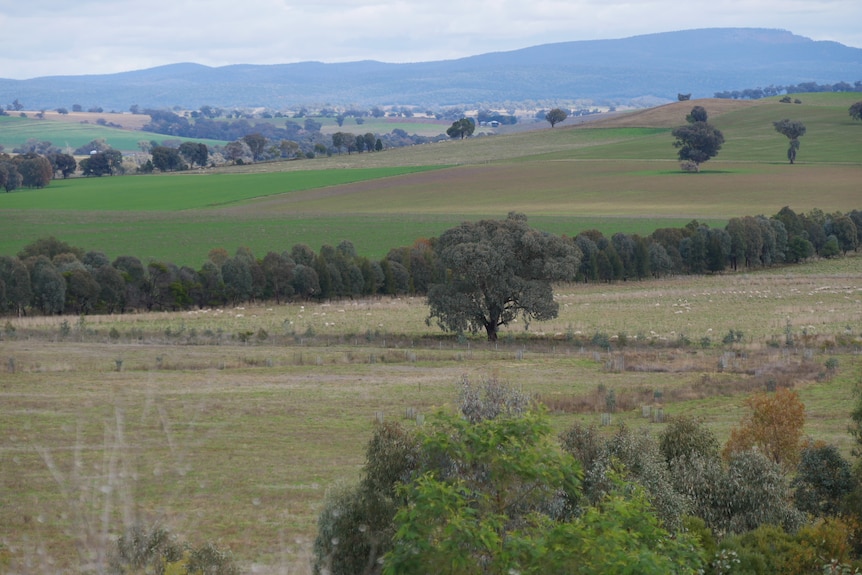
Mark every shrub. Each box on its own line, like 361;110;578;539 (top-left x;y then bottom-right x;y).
670;449;803;535
723;388;806;471
659;416;720;464
792;442;854;516
560;423;688;532
715;519;855;575
109;523;237;575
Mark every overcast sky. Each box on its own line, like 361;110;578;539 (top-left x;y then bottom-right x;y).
1;0;858;80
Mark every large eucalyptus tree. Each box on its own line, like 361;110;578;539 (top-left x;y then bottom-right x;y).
426;213;580;341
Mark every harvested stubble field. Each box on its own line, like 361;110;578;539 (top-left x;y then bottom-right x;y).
2;257;861;573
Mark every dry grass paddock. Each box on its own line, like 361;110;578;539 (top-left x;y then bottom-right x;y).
1;258;861;573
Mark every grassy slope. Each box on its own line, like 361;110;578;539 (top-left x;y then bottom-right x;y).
0;114;227;152
2;257;861;572
0;167;442;211
2;95;862;573
0;94;860;266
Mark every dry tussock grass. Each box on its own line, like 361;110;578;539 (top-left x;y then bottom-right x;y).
580;98;759;129
35;110;152;130
1;264;860;574
538;346;833;415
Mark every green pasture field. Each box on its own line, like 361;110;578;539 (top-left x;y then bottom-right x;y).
0;210;720;268
0;167;442;211
0;115;226;152
2;95;862;573
1;94;861;267
2;257;861;573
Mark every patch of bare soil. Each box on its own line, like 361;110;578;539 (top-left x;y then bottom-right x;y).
540;346;828;414
30;110;152;130
577;99;760;129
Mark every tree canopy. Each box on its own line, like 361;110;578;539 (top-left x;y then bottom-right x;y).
383;411;705;575
426;213;581;341
151;146;185;172
773;119;806;164
446;118;475;139
545;108;568;127
686;105;708;123
723;387;806;471
672;107;724;171
849;101;862;121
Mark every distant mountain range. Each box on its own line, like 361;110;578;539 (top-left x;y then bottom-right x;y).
2;28;861;111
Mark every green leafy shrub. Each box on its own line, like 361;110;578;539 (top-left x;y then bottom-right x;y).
792;442;854;516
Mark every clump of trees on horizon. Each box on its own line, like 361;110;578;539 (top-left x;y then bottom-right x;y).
714;80;862;99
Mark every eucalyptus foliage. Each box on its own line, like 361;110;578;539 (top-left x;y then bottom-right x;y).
670;449;803;536
791;442;854;517
561;423;688;532
426;212;581;341
659;416;720;465
383;412;704;575
672;108;725;170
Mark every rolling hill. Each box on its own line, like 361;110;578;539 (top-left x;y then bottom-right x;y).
1;93;860;267
1;28;861;110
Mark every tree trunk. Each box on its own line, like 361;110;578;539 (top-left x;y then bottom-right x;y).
484;322;498;342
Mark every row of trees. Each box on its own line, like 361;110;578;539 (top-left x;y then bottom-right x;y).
140;109;443;160
714;80;862;100
1;206;858;322
0;152;63;191
312;377;862;574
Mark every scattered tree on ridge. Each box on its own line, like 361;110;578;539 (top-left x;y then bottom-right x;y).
445;118;475;139
773;119;806;164
545;107;568;127
426;212;581;341
672;106;724;172
686;105;708;123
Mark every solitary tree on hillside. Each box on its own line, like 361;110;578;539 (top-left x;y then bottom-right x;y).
672;107;724;172
426;213;581;341
545;108;568;127
686;105;708;123
773;119;806;164
446;118;475;139
848;101;862;121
